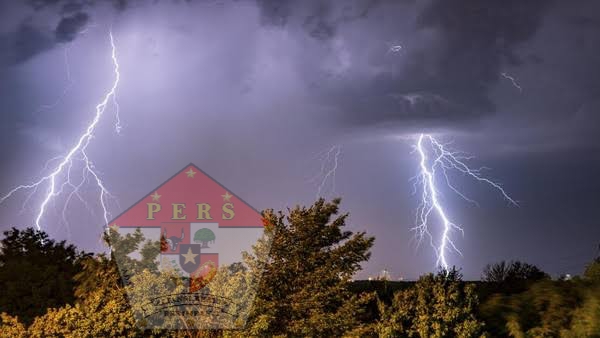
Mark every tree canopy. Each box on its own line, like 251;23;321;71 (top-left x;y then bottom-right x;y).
369;268;485;338
0;227;89;325
1;202;599;337
482;260;549;284
242;198;375;337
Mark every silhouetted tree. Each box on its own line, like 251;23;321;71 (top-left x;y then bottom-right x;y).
481;279;585;336
0;227;89;325
482;260;548;285
481;255;600;337
16;227;162;336
583;257;600;282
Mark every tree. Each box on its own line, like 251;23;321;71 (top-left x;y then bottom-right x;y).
194;228;216;248
0;312;27;337
0;227;89;325
21;227;163;336
241;198;375;337
480;279;584;337
378;268;485;338
480;255;600;337
482;261;548;284
583;257;600;282
562;285;600;337
481;260;548;297
26;280;138;338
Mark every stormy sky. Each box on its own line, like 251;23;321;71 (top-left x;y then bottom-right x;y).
1;0;599;280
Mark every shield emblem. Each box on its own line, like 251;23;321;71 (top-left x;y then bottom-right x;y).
179;244;202;274
108;163;266;329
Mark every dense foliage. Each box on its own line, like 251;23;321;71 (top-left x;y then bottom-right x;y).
0;200;599;337
0;227;89;325
242;198;375;337
370;268;485;337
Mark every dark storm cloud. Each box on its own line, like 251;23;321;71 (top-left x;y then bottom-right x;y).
255;0;295;27
491;0;600;151
27;0;124;12
256;0;381;40
0;22;54;65
318;0;550;130
55;12;89;42
4;0;203;64
0;1;95;65
60;2;84;15
417;0;553;64
1;0;600;280
27;0;62;11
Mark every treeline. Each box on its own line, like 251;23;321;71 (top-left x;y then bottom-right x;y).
0;199;599;337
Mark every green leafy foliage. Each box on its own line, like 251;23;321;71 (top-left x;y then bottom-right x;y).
371;268;485;338
2;204;600;337
481;276;600;337
563;285;600;337
26;283;138;338
241;198;375;337
0;226;164;336
0;312;27;337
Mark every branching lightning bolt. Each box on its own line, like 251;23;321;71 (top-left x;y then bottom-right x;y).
313;145;342;199
1;32;121;234
500;72;523;92
412;134;517;270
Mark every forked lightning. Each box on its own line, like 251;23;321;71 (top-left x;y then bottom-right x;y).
413;133;517;269
1;32;121;233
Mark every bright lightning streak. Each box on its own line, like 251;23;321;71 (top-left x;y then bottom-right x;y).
314;145;342;199
1;31;121;234
500;72;523;92
413;134;517;270
385;41;403;54
388;45;402;53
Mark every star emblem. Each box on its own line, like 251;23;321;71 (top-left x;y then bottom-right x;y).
186;168;196;178
182;247;198;265
222;191;232;202
151;191;161;202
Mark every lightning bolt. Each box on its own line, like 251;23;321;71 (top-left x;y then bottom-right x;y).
386;41;403;54
1;31;121;234
412;133;517;270
313;145;342;199
500;72;523;92
388;45;403;53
